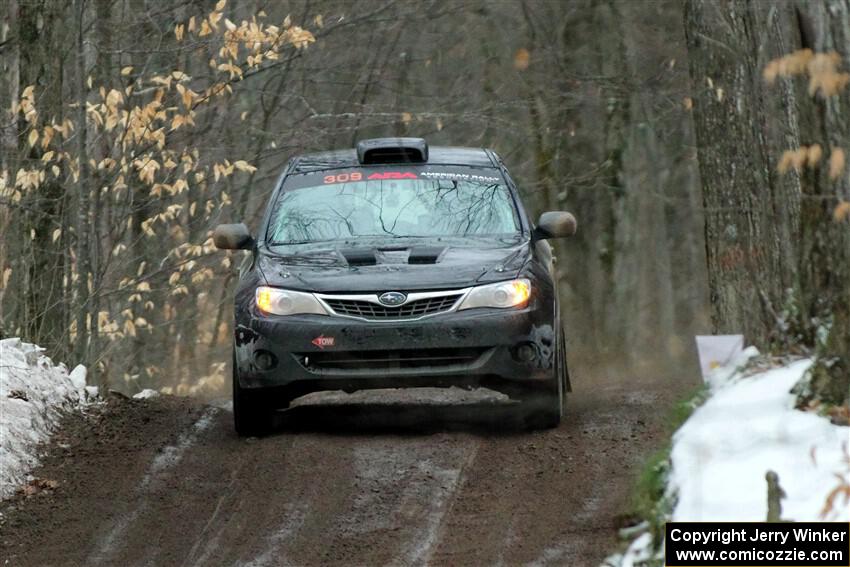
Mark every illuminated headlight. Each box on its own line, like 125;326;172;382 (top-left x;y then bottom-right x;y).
255;286;328;316
458;278;531;310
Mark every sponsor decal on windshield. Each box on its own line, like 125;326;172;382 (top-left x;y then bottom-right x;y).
367;171;418;180
419;171;502;183
287;167;504;190
322;171;419;184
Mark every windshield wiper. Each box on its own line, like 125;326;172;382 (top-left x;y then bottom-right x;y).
268;238;342;246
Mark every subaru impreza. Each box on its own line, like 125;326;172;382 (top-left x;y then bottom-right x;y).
214;138;576;435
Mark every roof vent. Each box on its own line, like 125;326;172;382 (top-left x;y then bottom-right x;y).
356;138;428;165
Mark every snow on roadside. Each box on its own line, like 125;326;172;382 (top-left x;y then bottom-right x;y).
671;354;849;522
132;388;160;400
603;349;850;566
0;338;96;499
670;360;850;522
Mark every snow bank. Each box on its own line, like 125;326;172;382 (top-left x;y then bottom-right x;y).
671;354;849;522
602;533;654;567
602;351;849;567
0;338;95;499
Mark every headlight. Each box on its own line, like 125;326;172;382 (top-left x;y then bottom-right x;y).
255;286;328;316
458;278;531;310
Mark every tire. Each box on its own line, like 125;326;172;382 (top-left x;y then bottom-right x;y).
232;353;273;437
522;330;566;429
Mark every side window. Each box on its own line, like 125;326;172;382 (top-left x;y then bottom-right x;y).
494;165;532;235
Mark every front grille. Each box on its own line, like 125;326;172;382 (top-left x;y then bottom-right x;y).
300;347;487;371
323;294;462;320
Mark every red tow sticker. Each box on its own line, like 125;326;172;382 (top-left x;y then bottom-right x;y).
311;335;335;349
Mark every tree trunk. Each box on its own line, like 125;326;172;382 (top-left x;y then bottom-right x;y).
684;0;849;405
74;0;91;364
10;0;72;357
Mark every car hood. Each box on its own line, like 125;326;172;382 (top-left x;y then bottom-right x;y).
257;240;531;292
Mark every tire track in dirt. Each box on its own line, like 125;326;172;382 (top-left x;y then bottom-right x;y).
428;380;677;565
88;406;220;566
0;368;693;566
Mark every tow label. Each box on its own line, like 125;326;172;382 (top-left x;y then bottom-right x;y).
311;335;335;349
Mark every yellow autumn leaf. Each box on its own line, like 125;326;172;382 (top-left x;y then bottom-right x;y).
175;24;184;41
171;115;186;131
105;89;123;110
514;48;530;71
28;129;39;147
41;126;55;149
171;285;189;296
124;319;137;337
834;201;850;222
214;0;226;11
177;84;196;109
286;26;314;49
829;148;846;180
208;11;223;30
233;160;257;173
807;144;823;167
52;228;61;242
121;66;134;76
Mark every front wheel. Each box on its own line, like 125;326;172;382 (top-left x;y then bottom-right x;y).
522;330;567;429
522;386;562;429
232;354;273;437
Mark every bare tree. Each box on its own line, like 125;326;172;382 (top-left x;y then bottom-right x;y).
685;0;849;405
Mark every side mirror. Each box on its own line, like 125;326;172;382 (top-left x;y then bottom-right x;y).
533;211;577;240
213;223;255;250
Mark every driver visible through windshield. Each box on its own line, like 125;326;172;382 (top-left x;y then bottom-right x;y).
267;170;520;245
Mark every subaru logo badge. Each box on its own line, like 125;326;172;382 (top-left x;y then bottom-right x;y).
378;291;407;306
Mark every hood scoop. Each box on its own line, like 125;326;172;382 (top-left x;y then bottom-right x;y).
408;246;445;264
339;248;377;266
339;246;446;266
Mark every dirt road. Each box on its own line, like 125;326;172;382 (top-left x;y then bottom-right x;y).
0;366;693;566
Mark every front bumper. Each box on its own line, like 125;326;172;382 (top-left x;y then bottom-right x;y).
234;302;557;401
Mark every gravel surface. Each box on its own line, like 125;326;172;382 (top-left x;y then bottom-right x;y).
0;366;694;566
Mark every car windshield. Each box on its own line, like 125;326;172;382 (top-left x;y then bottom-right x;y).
267;178;520;245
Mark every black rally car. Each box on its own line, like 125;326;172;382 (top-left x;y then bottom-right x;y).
214;138;576;435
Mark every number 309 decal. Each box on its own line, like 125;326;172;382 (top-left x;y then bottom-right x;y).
323;172;362;184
